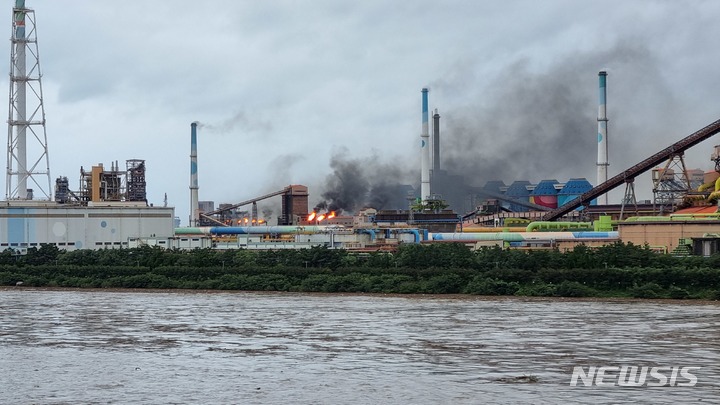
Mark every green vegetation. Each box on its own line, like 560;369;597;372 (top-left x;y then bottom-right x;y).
1;242;720;299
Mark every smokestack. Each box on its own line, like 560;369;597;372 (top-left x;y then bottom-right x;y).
432;108;440;172
190;122;199;226
15;0;27;199
597;71;609;204
421;88;430;202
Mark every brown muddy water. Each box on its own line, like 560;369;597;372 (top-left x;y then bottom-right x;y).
0;289;718;404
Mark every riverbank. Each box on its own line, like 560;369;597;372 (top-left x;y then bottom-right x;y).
3;242;720;299
0;271;720;304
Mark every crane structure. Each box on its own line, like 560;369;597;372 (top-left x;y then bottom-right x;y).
199;185;309;226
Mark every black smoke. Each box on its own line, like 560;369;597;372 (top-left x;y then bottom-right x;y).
315;150;415;213
315;43;681;214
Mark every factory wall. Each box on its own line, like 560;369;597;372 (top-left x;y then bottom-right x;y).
618;220;720;254
0;202;175;251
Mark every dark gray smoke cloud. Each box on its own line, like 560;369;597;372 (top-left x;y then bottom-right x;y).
315;149;415;213
431;43;680;211
315;43;682;214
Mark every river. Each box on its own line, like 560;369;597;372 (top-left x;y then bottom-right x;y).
0;288;718;404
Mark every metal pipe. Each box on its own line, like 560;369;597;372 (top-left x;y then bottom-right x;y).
420;88;430;201
356;228;376;241
597;71;609;204
525;221;593;232
432;231;618;241
208;226;341;235
398;228;421;243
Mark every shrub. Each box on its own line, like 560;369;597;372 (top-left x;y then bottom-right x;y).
515;282;556;297
631;282;665;299
668;286;690;299
554;281;596;297
464;277;520;296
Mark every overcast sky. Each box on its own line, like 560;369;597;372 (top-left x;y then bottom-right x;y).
6;0;720;224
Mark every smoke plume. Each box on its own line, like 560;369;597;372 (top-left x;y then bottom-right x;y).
314;43;681;214
314;149;415;213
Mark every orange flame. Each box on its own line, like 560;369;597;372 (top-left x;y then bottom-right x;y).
307;212;317;221
317;214;326;222
327;211;336;219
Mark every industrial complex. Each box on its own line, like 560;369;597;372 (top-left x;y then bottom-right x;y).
4;1;720;257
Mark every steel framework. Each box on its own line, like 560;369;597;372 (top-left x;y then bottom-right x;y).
6;1;51;200
542;118;720;221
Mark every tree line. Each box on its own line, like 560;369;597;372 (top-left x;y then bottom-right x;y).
1;242;719;299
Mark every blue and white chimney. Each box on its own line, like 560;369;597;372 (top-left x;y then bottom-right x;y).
421;88;430;202
190;122;200;226
597;71;609;205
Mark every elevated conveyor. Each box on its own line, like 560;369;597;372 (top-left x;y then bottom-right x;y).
542;119;720;221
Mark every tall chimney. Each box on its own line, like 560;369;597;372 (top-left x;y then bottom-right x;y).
190;122;199;226
421;88;430;202
432;108;440;172
597;71;609;204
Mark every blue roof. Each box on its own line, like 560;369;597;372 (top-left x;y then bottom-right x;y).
559;178;593;195
482;180;506;193
506;180;532;197
531;179;559;196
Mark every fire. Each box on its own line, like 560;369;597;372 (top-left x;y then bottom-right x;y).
327;211;336;219
316;214;326;222
307;212;317;221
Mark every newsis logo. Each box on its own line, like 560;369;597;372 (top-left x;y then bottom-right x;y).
570;366;699;387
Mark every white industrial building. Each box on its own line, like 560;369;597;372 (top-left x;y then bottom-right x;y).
0;201;174;252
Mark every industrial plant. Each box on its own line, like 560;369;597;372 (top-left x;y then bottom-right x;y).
4;1;720;257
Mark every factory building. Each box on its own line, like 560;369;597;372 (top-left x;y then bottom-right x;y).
0;2;174;253
0;199;174;251
6;2;720;257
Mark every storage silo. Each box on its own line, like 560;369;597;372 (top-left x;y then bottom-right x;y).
530;179;560;209
558;178;595;209
506;181;532;212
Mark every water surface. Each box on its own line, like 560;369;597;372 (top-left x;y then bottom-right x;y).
1;289;718;404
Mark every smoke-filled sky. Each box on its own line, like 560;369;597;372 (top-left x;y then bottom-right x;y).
7;0;720;223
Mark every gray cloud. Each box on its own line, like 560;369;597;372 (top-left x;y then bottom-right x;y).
8;0;719;223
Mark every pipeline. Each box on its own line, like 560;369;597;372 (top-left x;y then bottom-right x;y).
356;229;376;241
432;231;618;242
462;227;527;233
708;191;720;202
668;213;720;220
525;222;592;232
398;229;421;243
175;227;210;235
698;181;716;192
623;215;720;222
174;226;344;235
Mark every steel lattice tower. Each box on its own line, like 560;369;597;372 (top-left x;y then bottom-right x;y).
6;0;50;200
